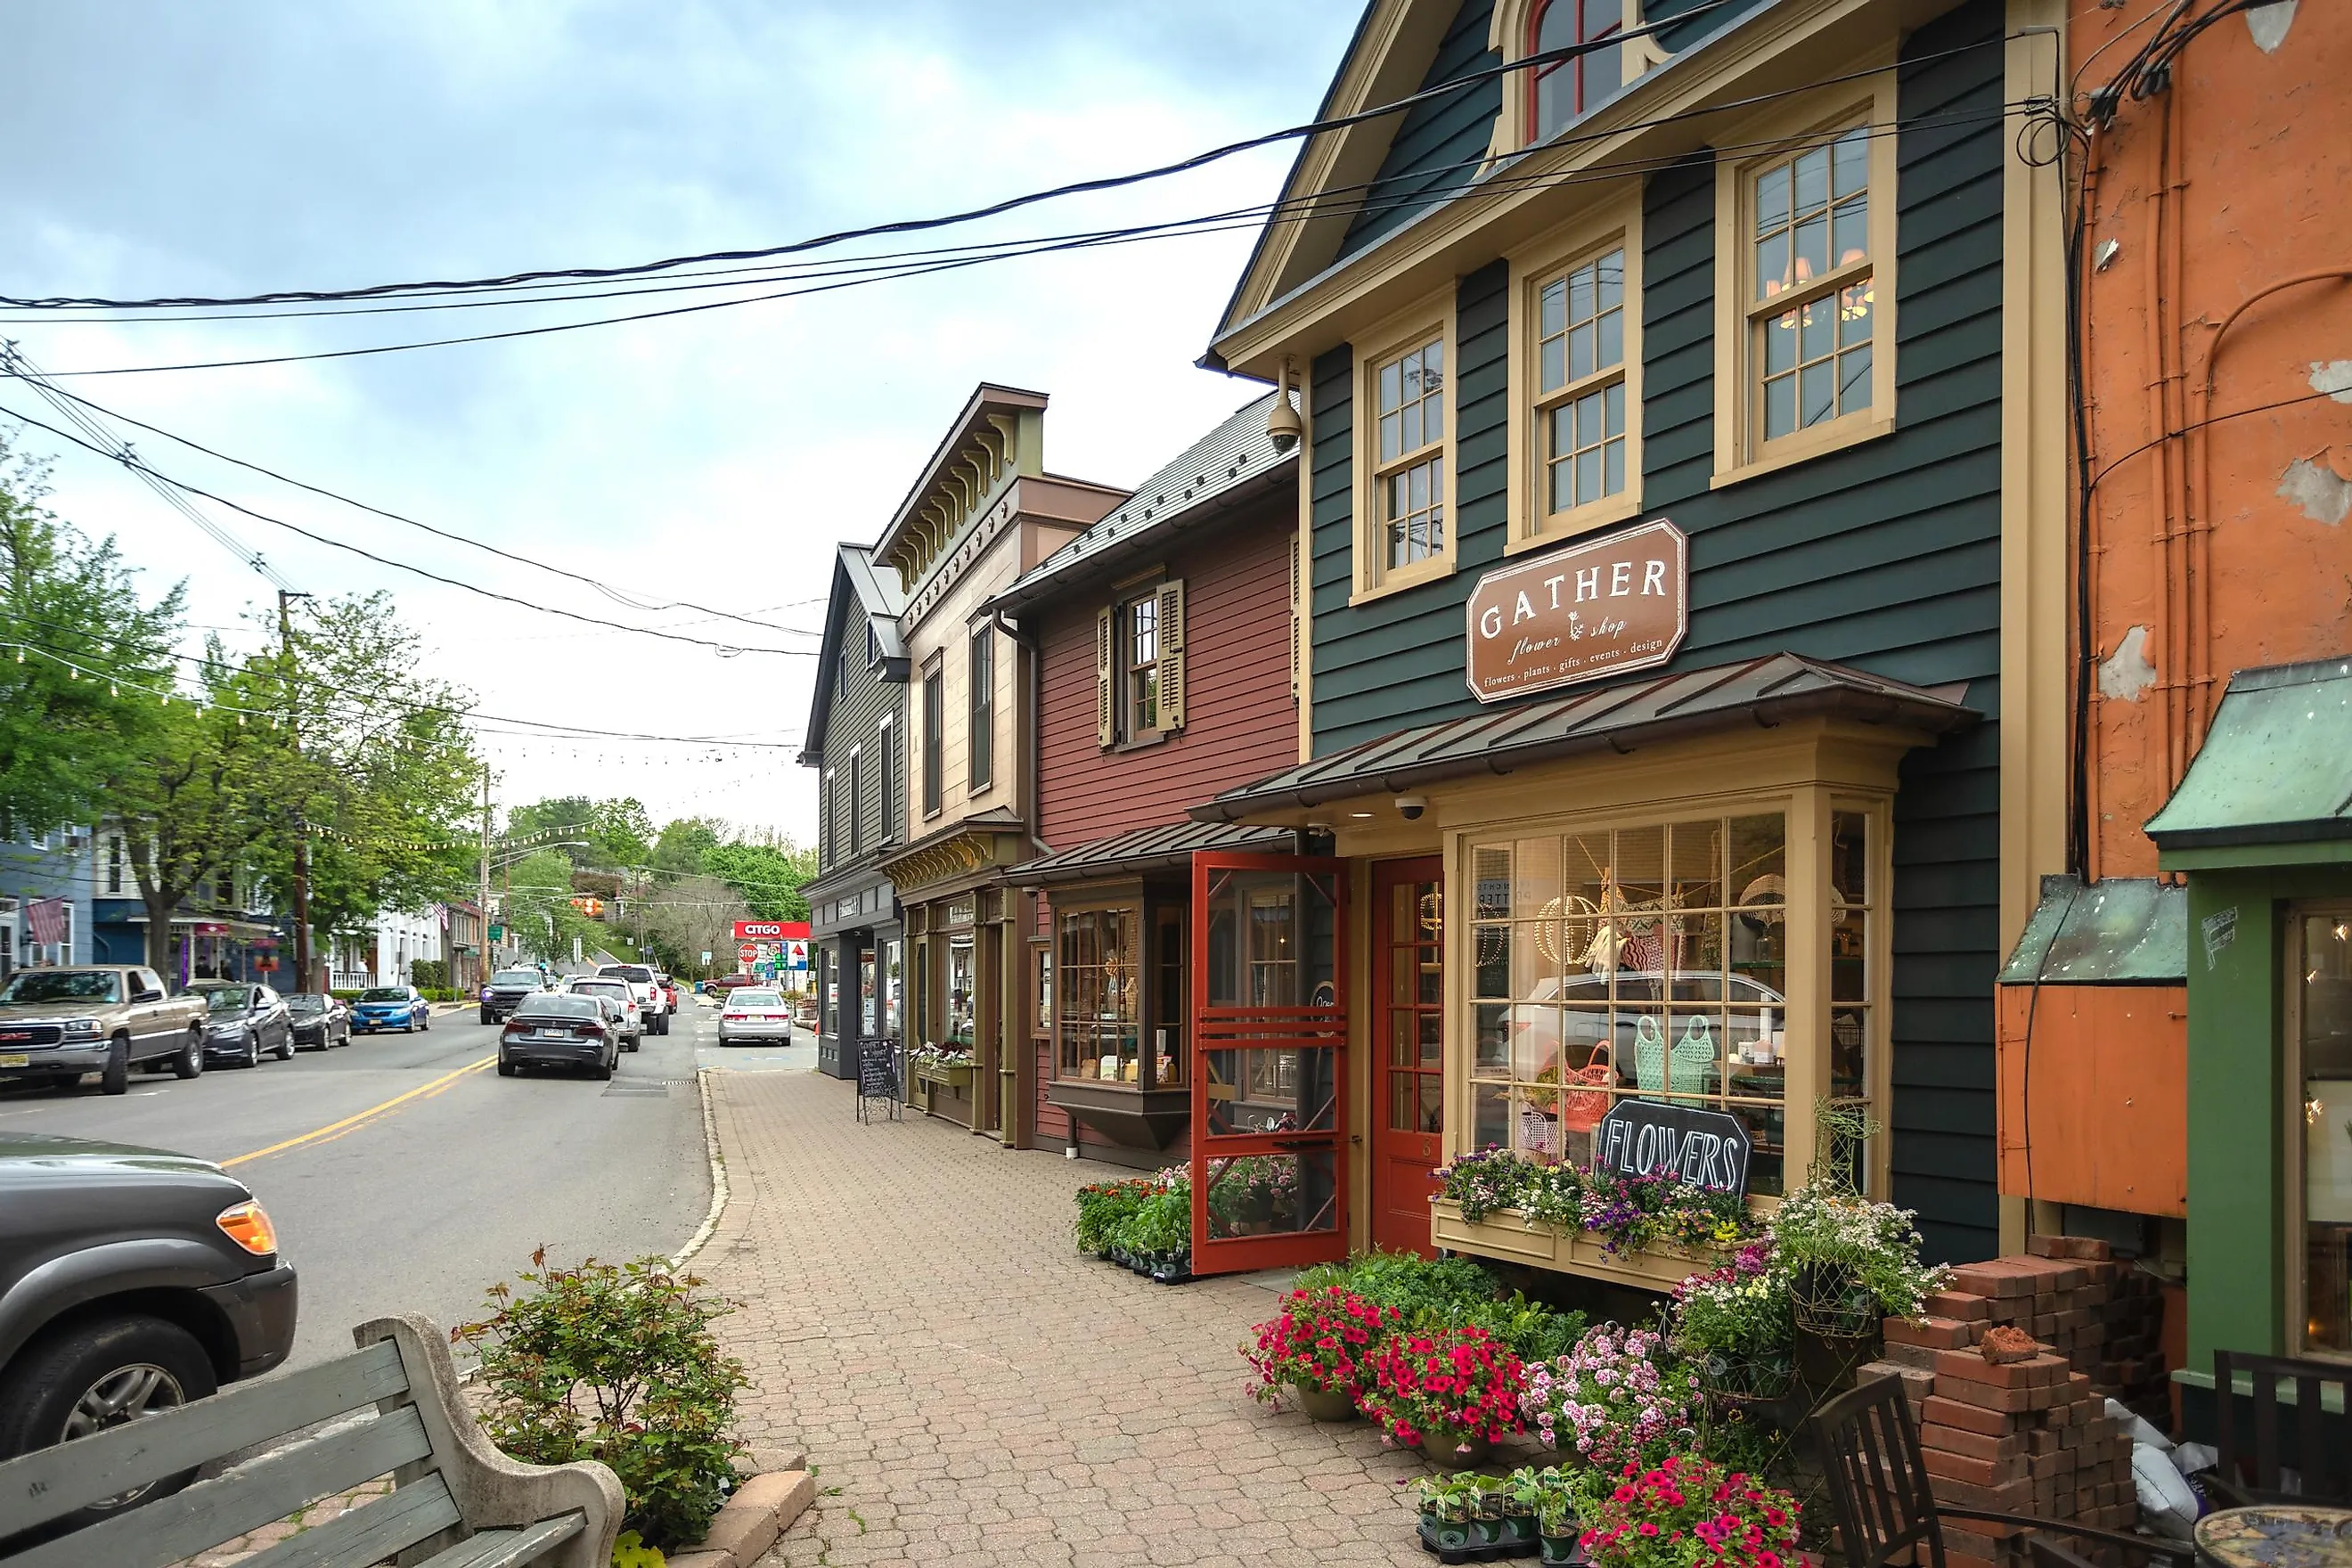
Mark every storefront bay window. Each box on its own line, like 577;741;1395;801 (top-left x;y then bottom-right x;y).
2295;906;2352;1359
1466;800;1882;1202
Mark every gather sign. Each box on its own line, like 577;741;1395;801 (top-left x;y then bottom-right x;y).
1463;519;1688;703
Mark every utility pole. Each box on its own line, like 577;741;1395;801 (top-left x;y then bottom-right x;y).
477;771;494;988
277;589;314;992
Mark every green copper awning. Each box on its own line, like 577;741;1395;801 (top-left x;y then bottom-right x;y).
2145;657;2352;864
1997;874;2185;985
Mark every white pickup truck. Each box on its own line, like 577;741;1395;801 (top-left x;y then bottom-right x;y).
593;963;669;1036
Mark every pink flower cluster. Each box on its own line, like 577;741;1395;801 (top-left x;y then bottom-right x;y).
1360;1326;1527;1449
1520;1326;1700;1470
1240;1286;1398;1408
1580;1456;1801;1568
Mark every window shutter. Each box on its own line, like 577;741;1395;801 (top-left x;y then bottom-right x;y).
1094;606;1115;747
1156;578;1186;731
1287;535;1301;698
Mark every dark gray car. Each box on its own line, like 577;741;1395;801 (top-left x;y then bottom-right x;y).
495;993;618;1079
477;967;547;1025
0;1133;298;1526
199;984;295;1067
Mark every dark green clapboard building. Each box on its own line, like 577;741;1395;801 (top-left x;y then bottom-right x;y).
1179;0;2070;1278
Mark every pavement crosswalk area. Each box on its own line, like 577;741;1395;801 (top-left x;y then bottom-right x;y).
700;1070;1445;1568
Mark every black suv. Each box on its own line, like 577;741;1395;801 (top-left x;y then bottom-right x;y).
0;1133;298;1524
478;966;548;1025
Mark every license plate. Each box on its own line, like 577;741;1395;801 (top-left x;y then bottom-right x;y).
535;1029;571;1040
0;1053;28;1068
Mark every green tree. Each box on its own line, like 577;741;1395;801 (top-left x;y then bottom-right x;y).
504;796;652;871
698;840;814;923
502;847;601;964
650;816;724;874
0;433;184;837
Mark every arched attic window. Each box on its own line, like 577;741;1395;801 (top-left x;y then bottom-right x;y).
1528;0;1624;143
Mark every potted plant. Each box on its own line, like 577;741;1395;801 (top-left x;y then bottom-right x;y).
1501;1465;1570;1551
1242;1286;1396;1422
1410;1472;1487;1556
1670;1242;1797;1406
1575;1455;1801;1568
1074;1179;1150;1260
1521;1326;1700;1472
1767;1182;1943;1385
1362;1325;1525;1467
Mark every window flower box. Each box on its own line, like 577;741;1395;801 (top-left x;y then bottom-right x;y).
1428;1198;1727;1292
914;1061;975;1090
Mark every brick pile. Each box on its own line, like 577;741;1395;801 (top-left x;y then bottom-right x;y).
1853;1236;2167;1568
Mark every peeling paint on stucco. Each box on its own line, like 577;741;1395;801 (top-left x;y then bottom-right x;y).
2245;0;2297;53
2098;625;2158;701
2279;454;2352;526
2314;360;2352;404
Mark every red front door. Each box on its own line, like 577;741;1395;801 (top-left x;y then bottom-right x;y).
1372;858;1445;1256
1188;853;1349;1277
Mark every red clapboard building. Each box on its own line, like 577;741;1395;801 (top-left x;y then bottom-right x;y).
982;391;1302;1168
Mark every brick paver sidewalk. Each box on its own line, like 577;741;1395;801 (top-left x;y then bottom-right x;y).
699;1070;1440;1568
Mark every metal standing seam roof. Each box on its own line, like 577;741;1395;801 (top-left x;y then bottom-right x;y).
1997;874;2187;985
1189;652;1977;821
984;390;1298;616
840;543;909;662
2145;655;2352;849
797;543;910;767
1009;820;1295;886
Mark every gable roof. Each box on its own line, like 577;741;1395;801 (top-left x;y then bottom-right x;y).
983;391;1299;617
796;543;907;769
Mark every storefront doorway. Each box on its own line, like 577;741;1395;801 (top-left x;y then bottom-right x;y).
1188;853;1348;1276
1372;858;1445;1257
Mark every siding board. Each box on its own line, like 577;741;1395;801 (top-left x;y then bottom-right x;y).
1339;0;1503;259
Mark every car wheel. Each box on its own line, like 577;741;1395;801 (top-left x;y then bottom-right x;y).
0;1314;216;1526
480;1009;494;1025
421;1010;430;1032
240;1036;260;1069
98;1037;130;1097
172;1028;203;1081
497;1058;518;1077
652;1012;669;1037
594;1054;614;1081
273;1030;294;1062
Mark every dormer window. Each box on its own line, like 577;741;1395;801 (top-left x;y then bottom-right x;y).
1529;0;1622;142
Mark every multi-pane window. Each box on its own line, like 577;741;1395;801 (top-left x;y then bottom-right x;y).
2294;908;2352;1359
1124;593;1159;735
1468;812;1804;1196
1536;246;1629;519
921;666;943;816
1530;0;1623;142
1752;126;1874;443
878;715;894;845
1058;907;1139;1082
846;747;863;857
968;627;994;791
1374;335;1446;576
106;835;124;894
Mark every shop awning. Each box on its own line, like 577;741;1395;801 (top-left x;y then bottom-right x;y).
1190;652;1975;821
2146;656;2352;863
1010;821;1295;886
1997;873;2185;985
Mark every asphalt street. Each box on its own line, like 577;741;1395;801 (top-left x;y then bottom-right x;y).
0;995;813;1370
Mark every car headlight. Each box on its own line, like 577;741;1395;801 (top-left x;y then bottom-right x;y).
210;1020;248;1035
61;1017;101;1041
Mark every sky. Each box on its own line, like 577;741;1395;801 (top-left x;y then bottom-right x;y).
0;0;1360;845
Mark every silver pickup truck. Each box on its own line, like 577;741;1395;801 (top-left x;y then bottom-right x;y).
0;966;210;1096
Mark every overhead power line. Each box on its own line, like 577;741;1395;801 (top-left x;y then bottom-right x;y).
0;0;1748;314
2;363;820;640
0;398;814;657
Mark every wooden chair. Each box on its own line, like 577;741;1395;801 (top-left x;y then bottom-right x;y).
2209;1350;2352;1507
0;1313;620;1568
1810;1376;2193;1568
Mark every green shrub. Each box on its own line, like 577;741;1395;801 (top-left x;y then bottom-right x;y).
410;959;450;990
1116;1186;1193;1254
1291;1251;1582;1365
1074;1179;1153;1253
455;1252;748;1550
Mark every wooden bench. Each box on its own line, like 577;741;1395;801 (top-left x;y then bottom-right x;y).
0;1313;620;1568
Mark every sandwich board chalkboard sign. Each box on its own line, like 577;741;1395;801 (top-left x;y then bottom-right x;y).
1590;1098;1751;1196
855;1038;901;1123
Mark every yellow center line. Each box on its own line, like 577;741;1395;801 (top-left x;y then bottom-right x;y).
222;1056;495;1168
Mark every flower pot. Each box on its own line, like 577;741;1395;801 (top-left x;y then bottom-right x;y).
1499;1514;1541;1546
1293;1384;1359;1423
1418;1514;1475;1556
1420;1425;1493;1468
1540;1535;1585;1566
1791;1262;1882;1340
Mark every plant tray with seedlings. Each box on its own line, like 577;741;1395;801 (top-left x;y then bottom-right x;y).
1416;1513;1541;1564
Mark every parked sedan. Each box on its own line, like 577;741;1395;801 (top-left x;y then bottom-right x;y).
718;987;795;1047
200;985;295;1068
284;992;349;1050
349;985;430;1034
495;994;617;1080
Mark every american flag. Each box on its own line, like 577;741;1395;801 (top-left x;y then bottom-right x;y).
24;897;66;948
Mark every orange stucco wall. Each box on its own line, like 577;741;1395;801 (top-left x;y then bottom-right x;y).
2070;0;2352;883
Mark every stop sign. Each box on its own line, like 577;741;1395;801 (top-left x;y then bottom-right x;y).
738;943;757;967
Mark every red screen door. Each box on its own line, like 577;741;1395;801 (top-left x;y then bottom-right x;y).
1372;857;1445;1257
1189;853;1349;1277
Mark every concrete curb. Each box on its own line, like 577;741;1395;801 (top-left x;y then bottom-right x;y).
671;1067;729;1271
666;1454;814;1568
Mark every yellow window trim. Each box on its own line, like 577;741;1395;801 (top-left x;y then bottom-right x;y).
1485;0;1670;156
1710;62;1899;484
1352;289;1459;600
1506;201;1646;550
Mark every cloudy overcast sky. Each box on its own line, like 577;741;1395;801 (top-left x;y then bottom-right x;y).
0;1;1358;844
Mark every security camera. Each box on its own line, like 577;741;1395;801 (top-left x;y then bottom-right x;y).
1265;393;1303;454
1394;795;1428;821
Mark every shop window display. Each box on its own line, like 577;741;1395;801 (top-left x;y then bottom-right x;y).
2298;908;2352;1358
1058;907;1142;1083
1467;809;1874;1196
